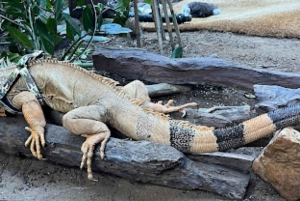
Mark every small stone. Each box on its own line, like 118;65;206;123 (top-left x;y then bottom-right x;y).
252;127;300;201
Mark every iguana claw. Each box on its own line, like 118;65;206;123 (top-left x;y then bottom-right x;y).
24;126;45;160
180;109;187;118
148;99;197;115
80;132;110;181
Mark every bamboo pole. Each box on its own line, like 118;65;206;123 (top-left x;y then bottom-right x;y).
161;0;174;50
166;0;182;47
133;0;141;47
151;0;164;54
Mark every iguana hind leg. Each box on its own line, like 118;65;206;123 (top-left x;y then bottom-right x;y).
12;91;46;160
62;105;111;181
123;80;197;114
147;100;197;116
123;80;151;102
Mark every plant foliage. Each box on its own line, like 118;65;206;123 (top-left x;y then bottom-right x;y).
0;0;96;58
0;0;132;61
113;0;131;26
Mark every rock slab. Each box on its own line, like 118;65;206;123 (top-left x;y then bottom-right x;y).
252;127;300;201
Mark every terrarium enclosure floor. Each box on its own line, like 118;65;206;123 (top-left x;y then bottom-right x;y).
1;30;300;200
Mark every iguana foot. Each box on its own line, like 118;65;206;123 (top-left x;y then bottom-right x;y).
24;126;45;160
62;105;112;180
148;99;197;116
80;132;110;181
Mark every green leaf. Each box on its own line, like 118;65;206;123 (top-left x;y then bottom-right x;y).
5;0;26;18
76;0;85;7
113;13;129;27
114;0;130;11
96;3;104;11
82;5;94;32
37;0;53;24
55;36;63;45
40;36;55;55
8;53;21;62
36;20;55;53
0;52;7;58
36;20;51;39
0;52;21;63
171;46;183;58
113;0;130;26
36;19;55;53
97;14;103;30
47;17;57;34
63;13;81;40
9;42;22;54
6;26;33;49
45;0;52;10
5;0;24;12
144;0;152;4
54;0;64;21
6;0;23;9
66;24;74;40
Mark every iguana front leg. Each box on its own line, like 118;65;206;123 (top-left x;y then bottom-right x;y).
12;91;46;160
62;105;111;181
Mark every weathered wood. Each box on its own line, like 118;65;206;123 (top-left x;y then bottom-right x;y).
92;47;300;91
0;115;250;199
182;105;250;127
188;151;255;174
254;85;300;111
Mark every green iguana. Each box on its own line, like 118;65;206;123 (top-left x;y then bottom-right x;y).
0;55;299;181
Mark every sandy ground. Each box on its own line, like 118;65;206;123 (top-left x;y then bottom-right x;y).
1;30;300;200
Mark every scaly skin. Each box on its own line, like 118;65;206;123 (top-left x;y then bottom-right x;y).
1;59;300;180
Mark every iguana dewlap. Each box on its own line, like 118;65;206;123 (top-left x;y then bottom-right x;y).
1;58;299;181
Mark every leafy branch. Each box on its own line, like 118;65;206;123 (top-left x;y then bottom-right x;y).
0;0;132;63
0;0;83;58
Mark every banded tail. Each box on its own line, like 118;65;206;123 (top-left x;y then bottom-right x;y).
168;105;300;154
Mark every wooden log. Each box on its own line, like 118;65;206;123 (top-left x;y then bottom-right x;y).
254;85;300;111
188;151;255;174
254;85;300;130
92;47;300;91
175;105;250;127
0;115;250;199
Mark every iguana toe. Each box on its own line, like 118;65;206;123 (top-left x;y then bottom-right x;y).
165;99;174;107
80;140;95;180
24;126;45;160
80;132;110;181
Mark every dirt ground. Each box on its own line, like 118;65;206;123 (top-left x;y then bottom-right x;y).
1;30;300;200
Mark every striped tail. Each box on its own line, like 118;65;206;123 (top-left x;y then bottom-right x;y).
169;105;300;154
